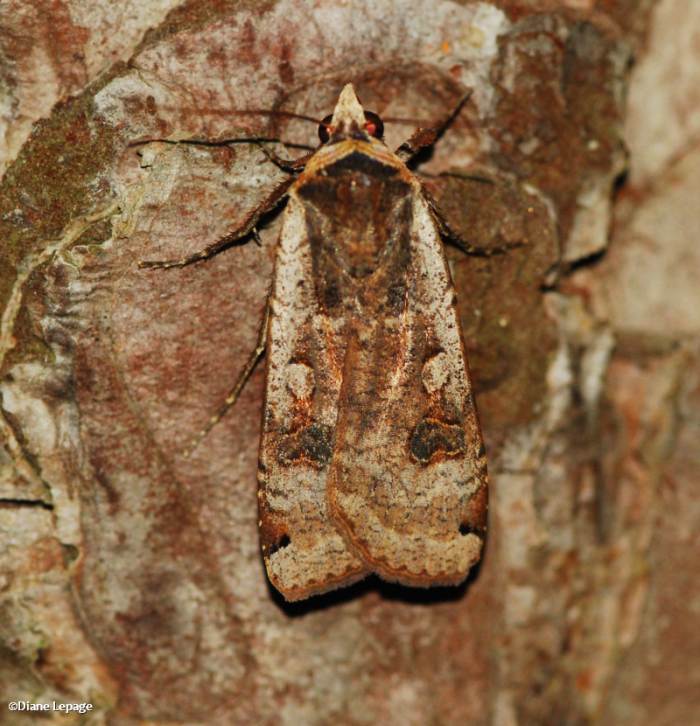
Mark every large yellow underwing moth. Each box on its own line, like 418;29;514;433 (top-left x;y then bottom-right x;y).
140;84;488;602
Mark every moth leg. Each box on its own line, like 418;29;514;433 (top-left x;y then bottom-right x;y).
395;90;472;164
138;176;295;269
424;186;526;257
182;301;270;458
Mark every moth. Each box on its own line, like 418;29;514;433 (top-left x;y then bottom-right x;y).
140;84;488;601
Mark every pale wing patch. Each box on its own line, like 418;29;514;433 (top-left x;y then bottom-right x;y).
422;351;450;393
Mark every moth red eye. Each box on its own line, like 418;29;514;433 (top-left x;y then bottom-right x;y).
318;114;334;143
363;110;384;139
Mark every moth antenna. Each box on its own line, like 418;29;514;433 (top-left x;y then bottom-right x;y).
229;109;323;125
128;108;325;149
128;136;315;151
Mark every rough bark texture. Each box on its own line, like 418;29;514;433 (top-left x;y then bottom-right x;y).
0;1;697;724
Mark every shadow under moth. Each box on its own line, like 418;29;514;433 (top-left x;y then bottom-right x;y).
140;84;488;601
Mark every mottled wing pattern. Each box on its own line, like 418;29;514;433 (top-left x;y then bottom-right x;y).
258;194;367;601
326;189;488;586
259;83;487;599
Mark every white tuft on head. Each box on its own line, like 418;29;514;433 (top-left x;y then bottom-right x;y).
331;84;366;130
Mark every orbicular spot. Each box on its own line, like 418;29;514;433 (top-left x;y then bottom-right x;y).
287;362;315;400
278;423;333;468
421;351;449;394
409;418;465;464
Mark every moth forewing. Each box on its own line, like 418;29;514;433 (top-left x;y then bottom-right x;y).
258;191;368;602
325;186;488;587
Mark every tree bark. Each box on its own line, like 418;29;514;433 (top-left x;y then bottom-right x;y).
0;1;697;724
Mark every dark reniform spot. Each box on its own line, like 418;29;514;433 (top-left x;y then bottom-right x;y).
279;423;333;467
410;419;465;463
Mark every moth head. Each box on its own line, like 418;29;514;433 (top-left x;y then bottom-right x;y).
318;83;384;144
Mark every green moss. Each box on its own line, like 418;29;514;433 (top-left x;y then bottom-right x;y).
0;69;123;375
0;106;118;259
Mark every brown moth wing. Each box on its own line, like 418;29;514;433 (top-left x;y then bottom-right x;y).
327;187;488;587
258;193;367;601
